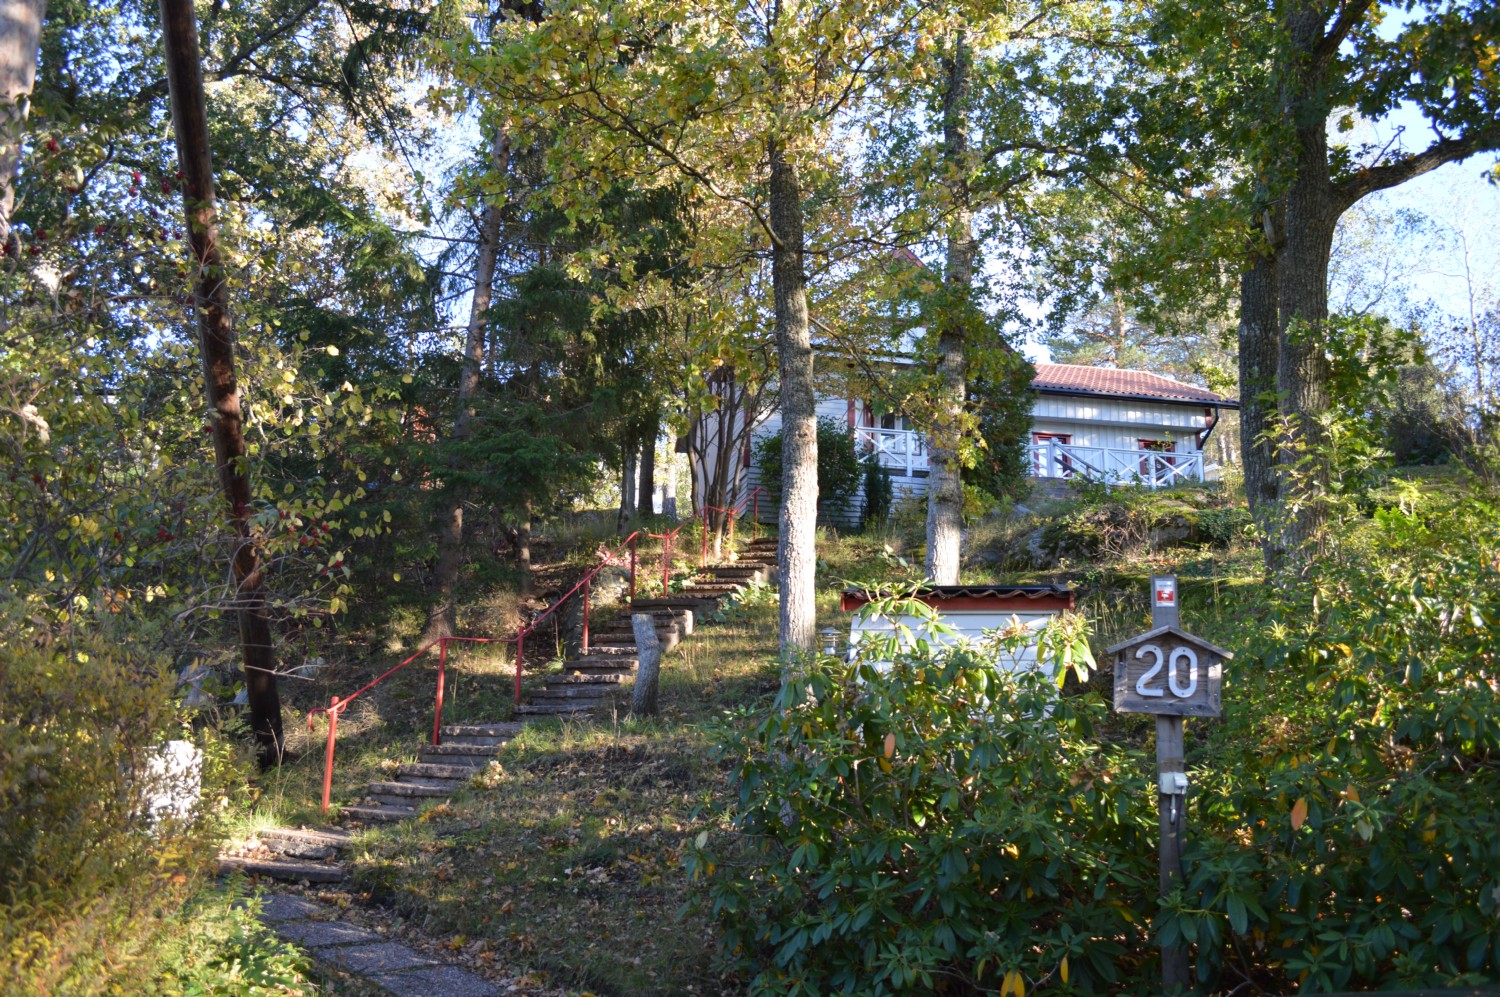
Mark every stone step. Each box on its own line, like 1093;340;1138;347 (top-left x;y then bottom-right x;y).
565;654;637;668
629;597;722;611
515;700;604;716
340;803;418;823
547;672;627;686
257;827;353;860
595;630;678;652
218;855;345;883
396;762;477;781
365;779;453;798
440;722;524;738
440;733;513;746
531;685;621;701
418;749;495;769
421;742;503;759
366;793;434;809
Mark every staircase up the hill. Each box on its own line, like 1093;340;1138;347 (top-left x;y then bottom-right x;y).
219;534;780;882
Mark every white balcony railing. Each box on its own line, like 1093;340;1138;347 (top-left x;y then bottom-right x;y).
1028;441;1206;489
855;426;928;477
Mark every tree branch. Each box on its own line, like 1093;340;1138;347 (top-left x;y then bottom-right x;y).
1335;129;1500;209
1313;0;1374;69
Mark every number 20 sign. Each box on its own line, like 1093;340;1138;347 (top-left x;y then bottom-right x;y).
1108;626;1231;718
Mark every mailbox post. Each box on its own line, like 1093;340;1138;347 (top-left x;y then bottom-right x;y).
1106;575;1231;993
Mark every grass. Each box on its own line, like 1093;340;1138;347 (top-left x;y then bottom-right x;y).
342;591;783;997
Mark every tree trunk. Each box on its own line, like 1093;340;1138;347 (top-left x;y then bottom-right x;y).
159;0;282;766
617;447;636;531
1274;6;1339;563
768;135;817;654
513;509;531;594
1238;245;1280;525
425;127;509;640
0;0;44;254
636;421;656;518
924;32;974;586
663;440;678;519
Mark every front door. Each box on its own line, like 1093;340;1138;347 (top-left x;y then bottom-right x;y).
1033;432;1073;477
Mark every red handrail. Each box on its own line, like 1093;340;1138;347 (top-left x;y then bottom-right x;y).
305;498;775;815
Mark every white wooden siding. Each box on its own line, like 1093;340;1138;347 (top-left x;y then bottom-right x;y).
721;390;1213;523
850;610;1061;677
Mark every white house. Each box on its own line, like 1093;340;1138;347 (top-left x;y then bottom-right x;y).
706;360;1237;526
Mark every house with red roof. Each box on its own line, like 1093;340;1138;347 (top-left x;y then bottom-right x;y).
707;358;1238;526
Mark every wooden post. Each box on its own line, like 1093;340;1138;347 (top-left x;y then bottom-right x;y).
629;613;661;717
1151;575;1191;991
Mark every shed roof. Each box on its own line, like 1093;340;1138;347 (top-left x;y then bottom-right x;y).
1033;364;1237;408
1105;625;1234;659
840;584;1075;614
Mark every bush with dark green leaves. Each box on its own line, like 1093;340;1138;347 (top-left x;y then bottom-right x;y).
694;487;1500;995
688;602;1147;996
860;451;893;529
753;417;864;516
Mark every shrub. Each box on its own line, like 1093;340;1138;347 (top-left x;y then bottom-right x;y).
687;601;1152;996
753;418;864;516
860;451;893;529
0;629;248;994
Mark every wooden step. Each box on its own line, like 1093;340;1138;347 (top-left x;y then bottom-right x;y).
629;597;722;611
218;855;345;883
340;803;418;823
396;762;477;781
368;778;454;798
257;827;353;860
565;659;637;674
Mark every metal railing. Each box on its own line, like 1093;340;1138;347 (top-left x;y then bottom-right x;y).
855;426;928;476
304;487;772;814
1027;440;1206;488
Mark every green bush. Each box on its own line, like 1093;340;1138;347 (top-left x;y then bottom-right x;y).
0;630;255;995
688;601;1147;996
753;418;864;515
697;487;1500;995
860;452;893;529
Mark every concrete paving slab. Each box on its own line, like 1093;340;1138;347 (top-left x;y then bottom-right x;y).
254;894;323;923
323;942;440;975
273;919;383;949
370;965;501;996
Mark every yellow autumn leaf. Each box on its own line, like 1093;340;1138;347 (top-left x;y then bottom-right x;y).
883;732;896;758
1291;797;1309;830
1060;955;1069;985
1001;969;1026;996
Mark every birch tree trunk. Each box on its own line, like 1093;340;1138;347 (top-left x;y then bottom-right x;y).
425;127;509;640
924;32;974;586
159;0;283;765
0;0;44;254
768;134;817;654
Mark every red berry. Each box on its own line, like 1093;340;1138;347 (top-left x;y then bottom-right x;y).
129;186;139;196
132;170;141;183
95;225;106;235
46;138;58;152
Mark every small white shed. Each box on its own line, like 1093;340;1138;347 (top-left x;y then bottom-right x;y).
841;584;1076;677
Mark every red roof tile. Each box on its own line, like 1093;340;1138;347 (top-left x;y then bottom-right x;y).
1032;364;1235;406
